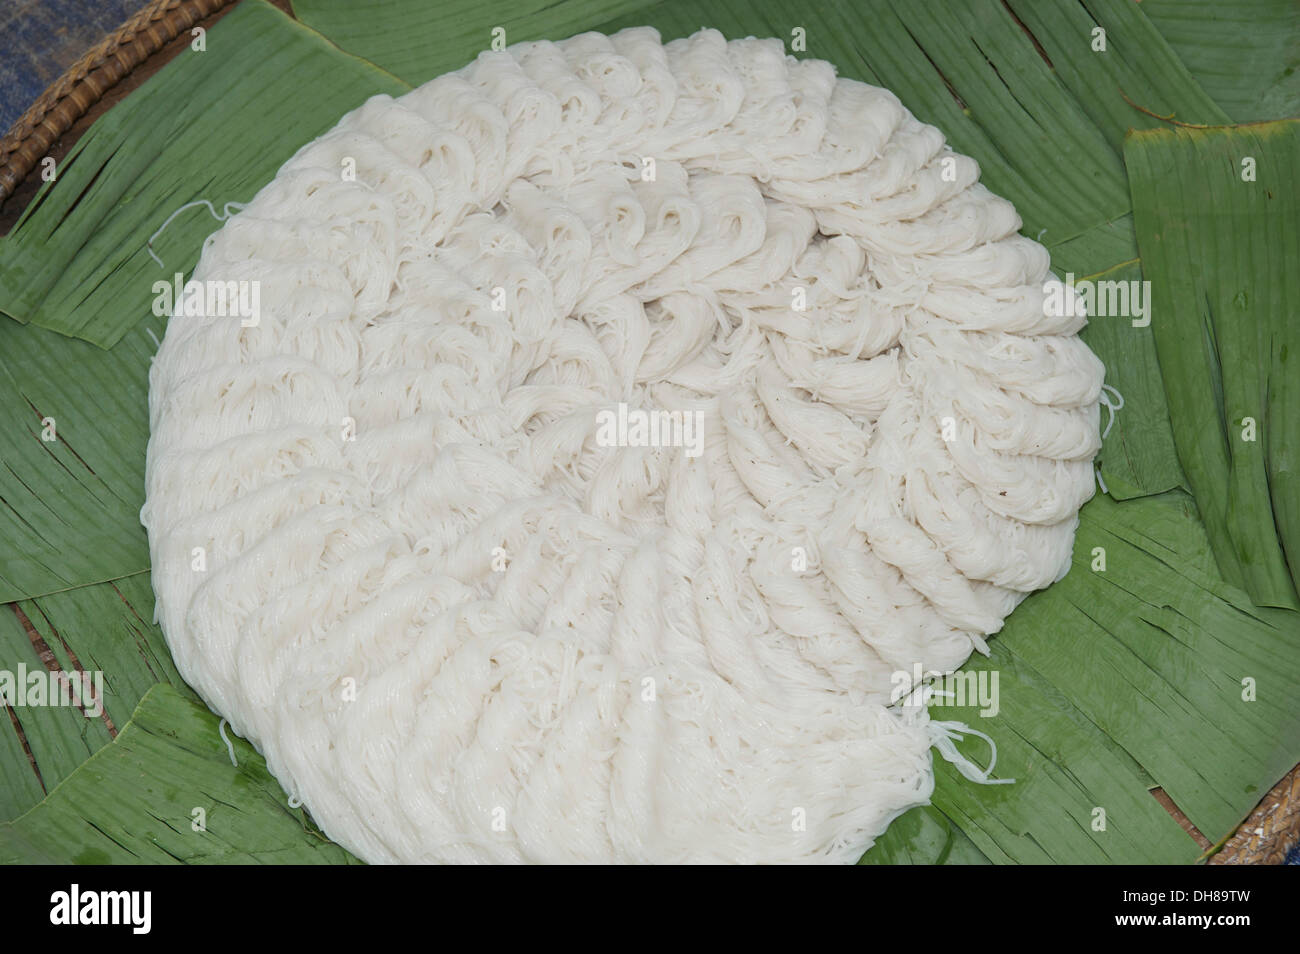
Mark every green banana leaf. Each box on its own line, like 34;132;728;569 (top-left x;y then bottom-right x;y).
1;0;1297;865
1140;0;1300;123
1127;122;1300;610
0;320;155;602
859;804;991;865
0;0;407;349
0;571;196;820
1075;261;1185;501
0;684;359;864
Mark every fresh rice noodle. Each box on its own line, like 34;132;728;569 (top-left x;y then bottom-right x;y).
142;27;1104;864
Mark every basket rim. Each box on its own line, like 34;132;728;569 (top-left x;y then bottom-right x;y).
0;0;239;205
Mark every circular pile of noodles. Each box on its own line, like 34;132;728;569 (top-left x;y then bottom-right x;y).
143;27;1103;863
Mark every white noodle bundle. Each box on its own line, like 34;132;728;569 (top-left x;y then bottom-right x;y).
142;27;1103;864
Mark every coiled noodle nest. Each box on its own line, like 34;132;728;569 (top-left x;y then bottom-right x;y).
143;27;1104;863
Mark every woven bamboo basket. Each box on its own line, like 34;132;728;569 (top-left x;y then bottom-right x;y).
0;0;1295;866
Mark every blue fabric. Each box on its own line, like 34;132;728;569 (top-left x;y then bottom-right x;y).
1287;841;1300;865
1;0;144;134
